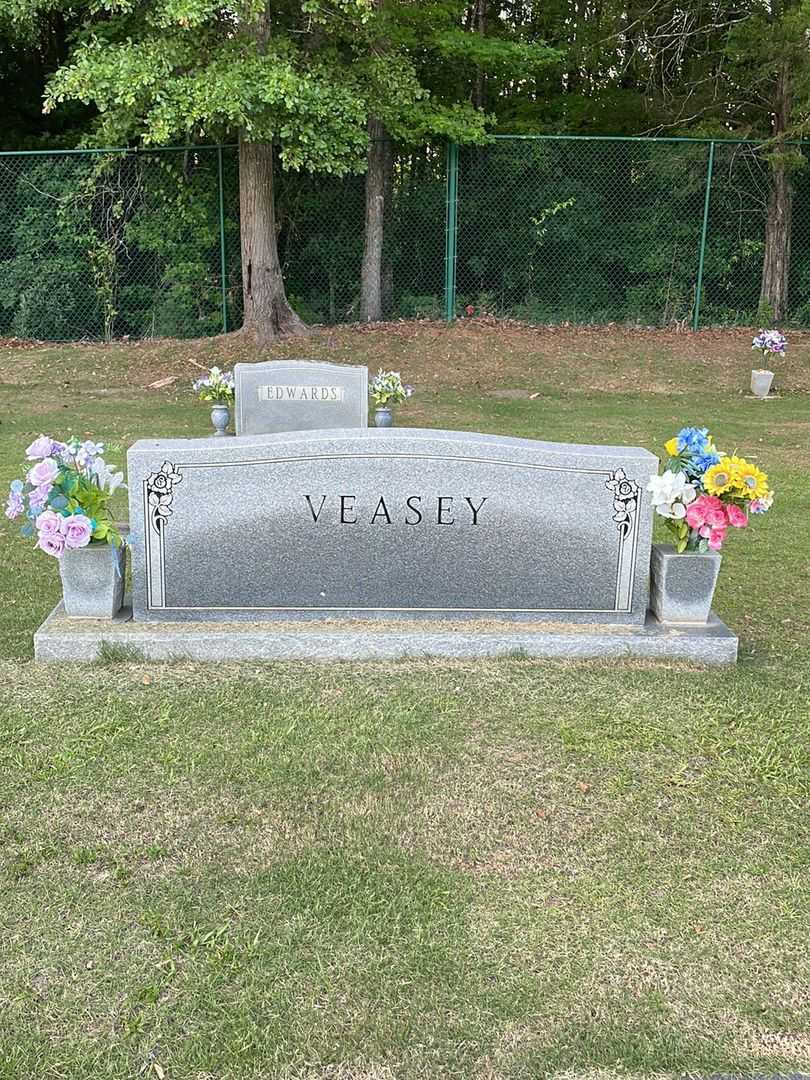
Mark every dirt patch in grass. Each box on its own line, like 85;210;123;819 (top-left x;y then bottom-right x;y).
4;319;810;396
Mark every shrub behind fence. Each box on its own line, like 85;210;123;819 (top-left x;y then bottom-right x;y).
0;136;806;341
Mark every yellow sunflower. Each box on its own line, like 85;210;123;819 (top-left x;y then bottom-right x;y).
735;459;769;500
721;455;749;492
703;457;737;495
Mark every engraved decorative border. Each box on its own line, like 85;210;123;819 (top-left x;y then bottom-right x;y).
143;461;182;609
604;468;641;611
605;468;640;538
142;452;644;614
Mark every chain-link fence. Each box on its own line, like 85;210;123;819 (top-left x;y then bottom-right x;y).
0;136;806;341
0;146;241;341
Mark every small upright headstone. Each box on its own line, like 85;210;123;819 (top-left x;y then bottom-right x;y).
234;359;368;436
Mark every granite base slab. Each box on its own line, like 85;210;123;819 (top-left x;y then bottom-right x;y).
34;602;738;664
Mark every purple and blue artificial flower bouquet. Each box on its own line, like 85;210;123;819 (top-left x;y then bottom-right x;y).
5;435;126;559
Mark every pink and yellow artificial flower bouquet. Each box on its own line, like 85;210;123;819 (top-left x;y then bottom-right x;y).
647;427;773;554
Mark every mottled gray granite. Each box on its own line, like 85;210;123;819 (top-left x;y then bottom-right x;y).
126;428;658;624
33;604;738;663
234;359;368;435
59;543;127;619
650;543;722;624
694;1076;810;1080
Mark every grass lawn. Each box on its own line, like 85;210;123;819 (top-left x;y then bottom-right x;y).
1;322;809;1079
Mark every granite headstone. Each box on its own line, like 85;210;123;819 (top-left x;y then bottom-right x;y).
234;359;368;435
127;428;657;624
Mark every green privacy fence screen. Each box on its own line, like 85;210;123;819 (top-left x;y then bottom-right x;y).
0;135;806;341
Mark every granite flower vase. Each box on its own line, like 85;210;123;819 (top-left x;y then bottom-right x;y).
374;407;393;428
211;403;231;436
650;543;720;624
59;542;127;619
751;369;774;399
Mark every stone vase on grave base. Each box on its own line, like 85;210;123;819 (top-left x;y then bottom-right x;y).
59;542;127;619
650;543;721;625
211;403;231;436
373;406;394;428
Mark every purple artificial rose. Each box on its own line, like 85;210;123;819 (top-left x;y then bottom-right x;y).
27;457;60;487
4;491;24;519
35;509;63;535
36;530;66;558
62;513;93;549
26;434;57;460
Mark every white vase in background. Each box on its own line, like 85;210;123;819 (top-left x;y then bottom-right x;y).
750;369;774;399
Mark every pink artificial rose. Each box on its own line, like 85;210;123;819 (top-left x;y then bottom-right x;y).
726;503;748;528
686;494;724;529
27;457;59;487
35;509;63;535
36;530;65;558
706;505;728;528
26;434;55;460
708;527;727;551
62;513;93;549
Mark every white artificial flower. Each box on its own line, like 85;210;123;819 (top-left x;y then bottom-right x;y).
646;469;697;519
93;457;126;494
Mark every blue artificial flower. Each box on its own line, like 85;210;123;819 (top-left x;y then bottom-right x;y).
10;479;23;494
684;448;721;478
676;427;711;455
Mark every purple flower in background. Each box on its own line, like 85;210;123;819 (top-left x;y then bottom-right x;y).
28;483;52;512
62;513;93;549
752;329;787;355
36;530;65;558
27;457;59;487
26;434;60;460
76;440;104;469
5;490;24;519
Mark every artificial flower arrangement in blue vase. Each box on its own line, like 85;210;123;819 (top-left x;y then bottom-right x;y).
369;369;414;427
193;366;235;435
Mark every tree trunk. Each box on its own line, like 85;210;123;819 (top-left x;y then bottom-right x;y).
473;0;486;108
239;136;307;342
760;162;793;321
759;61;793;322
360;119;389;323
381;146;395;315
